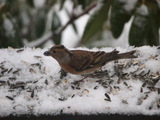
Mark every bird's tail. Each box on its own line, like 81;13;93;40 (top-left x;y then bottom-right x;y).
117;50;137;59
105;49;137;62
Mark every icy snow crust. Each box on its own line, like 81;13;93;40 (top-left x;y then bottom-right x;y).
0;46;160;116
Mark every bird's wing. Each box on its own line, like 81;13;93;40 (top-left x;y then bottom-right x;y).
70;50;107;72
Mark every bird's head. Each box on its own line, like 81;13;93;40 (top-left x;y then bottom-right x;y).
44;45;71;63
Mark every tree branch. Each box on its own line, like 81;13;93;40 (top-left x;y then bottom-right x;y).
27;2;97;47
56;2;97;34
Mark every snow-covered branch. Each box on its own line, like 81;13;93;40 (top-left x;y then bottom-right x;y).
25;2;97;47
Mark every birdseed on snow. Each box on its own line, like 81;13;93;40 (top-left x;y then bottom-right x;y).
0;46;159;116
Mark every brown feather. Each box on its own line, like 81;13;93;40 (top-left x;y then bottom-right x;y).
44;45;137;75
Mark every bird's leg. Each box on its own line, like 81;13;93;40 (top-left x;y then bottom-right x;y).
99;67;103;72
59;69;67;79
72;76;89;85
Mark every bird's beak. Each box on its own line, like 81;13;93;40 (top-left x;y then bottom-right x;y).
43;51;51;56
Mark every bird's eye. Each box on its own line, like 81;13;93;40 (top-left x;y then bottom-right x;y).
53;50;56;53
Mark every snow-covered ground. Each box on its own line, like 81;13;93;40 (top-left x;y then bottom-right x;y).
0;46;160;117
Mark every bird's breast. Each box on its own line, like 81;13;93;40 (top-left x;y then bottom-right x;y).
60;63;78;74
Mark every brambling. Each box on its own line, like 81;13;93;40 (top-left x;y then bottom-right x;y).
44;45;137;79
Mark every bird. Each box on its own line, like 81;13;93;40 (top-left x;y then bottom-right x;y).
44;45;137;79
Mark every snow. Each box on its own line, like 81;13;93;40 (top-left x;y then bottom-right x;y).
0;46;160;117
119;0;138;12
23;32;53;47
136;4;149;16
58;1;90;47
3;18;15;37
157;0;160;8
34;0;46;8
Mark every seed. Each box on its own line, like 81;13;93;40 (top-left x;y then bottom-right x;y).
33;81;38;83
76;87;81;90
137;98;143;105
123;82;128;86
114;86;120;90
31;90;34;98
131;60;139;65
158;88;160;94
13;69;21;74
71;94;75;98
29;68;36;73
144;91;151;94
148;55;158;59
6;96;14;101
131;69;139;74
58;98;65;101
9;77;16;80
110;86;113;93
147;87;156;91
139;71;145;77
71;86;75;90
127;86;132;90
8;68;13;73
0;80;6;84
8;89;14;92
82;89;89;94
117;64;124;69
124;61;130;68
138;64;145;70
16;49;24;53
142;82;147;87
7;81;10;85
144;94;149;100
11;84;25;89
117;79;121;84
94;86;99;90
110;73;116;77
1;69;8;74
27;105;33;110
45;79;48;85
60;109;63;114
146;70;150;75
24;81;31;84
104;93;111;102
41;66;46;74
31;63;40;66
16;82;25;85
122;100;128;104
34;56;42;59
149;106;152;110
63;79;68;83
122;73;128;77
157;101;160;108
140;87;143;93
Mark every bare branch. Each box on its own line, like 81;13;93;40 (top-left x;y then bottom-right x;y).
27;2;97;47
56;2;97;34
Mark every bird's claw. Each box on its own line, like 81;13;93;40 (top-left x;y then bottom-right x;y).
59;69;67;79
71;76;89;85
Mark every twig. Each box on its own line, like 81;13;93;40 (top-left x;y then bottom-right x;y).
56;1;97;34
28;2;97;47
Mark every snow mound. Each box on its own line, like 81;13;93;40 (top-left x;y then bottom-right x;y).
0;46;160;117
